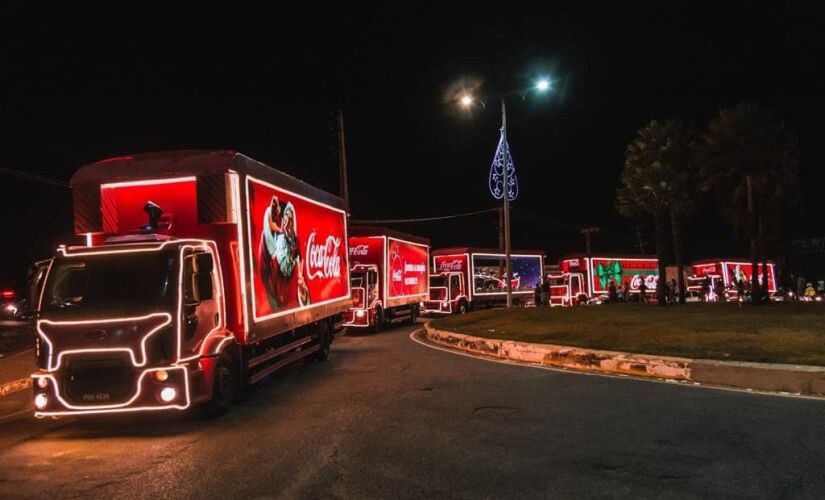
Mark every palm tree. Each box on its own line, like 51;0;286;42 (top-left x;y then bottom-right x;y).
617;119;698;306
702;103;799;303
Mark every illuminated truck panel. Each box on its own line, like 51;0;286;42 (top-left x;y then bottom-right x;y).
33;150;349;417
689;259;777;301
558;255;659;305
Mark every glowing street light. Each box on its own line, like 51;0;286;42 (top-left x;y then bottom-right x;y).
455;77;554;308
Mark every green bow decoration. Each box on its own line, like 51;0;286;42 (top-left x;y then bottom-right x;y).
595;261;622;289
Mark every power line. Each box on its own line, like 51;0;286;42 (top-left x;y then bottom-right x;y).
0;165;68;188
510;207;584;232
351;208;499;224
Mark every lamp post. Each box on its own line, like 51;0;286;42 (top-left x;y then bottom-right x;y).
460;78;551;308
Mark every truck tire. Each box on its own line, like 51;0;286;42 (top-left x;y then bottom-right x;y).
204;352;237;417
311;321;331;362
371;306;384;334
457;300;468;315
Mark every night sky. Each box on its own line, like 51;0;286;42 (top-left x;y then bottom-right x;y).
2;5;824;289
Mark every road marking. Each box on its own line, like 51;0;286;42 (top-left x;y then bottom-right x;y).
409;329;825;403
0;377;31;397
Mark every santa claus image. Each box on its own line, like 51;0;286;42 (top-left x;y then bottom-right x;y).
258;196;311;310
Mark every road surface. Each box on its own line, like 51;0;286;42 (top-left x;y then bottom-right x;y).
0;323;823;498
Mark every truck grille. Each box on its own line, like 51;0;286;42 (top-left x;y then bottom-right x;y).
62;355;136;406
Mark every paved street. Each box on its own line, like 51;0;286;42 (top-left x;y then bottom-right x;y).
1;324;824;499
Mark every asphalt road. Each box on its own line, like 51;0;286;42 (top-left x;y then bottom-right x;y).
1;323;824;499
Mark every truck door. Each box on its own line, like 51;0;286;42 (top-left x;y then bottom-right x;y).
181;249;221;359
450;274;461;301
368;268;379;306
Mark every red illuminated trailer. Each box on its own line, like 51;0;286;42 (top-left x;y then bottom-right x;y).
688;258;777;301
422;248;545;314
344;227;429;331
31;151;350;417
555;255;659;305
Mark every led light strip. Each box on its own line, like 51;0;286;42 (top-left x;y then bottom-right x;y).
229;172;251;335
37;313;172;372
177;242;227;362
100;176;197;189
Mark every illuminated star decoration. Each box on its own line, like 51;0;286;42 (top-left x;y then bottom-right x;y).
488;130;518;201
595;261;622;289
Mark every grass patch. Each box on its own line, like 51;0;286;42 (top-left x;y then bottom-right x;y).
431;303;825;366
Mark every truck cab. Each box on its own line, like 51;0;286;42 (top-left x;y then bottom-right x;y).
34;237;227;415
423;272;467;314
345;264;380;328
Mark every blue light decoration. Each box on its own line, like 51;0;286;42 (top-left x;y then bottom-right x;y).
488;129;518;201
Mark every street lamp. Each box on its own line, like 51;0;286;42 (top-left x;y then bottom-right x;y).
458;79;552;308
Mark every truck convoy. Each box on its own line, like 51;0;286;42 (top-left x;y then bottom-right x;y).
32;151;350;417
344;227;430;331
551;255;660;306
26;150;791;418
422;248;544;314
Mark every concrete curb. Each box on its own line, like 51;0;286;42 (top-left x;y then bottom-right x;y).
423;324;825;397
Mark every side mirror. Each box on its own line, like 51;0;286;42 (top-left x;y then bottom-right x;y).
195;253;214;274
192;272;214;302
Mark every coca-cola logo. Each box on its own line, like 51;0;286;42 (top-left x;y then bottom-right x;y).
392;270;403;282
438;259;464;272
306;231;342;280
349;244;369;256
630;274;658;290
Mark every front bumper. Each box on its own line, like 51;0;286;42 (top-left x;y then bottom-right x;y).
31;365;191;417
421;301;451;315
343;308;371;328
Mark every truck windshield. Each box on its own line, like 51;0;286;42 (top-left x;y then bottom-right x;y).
42;250;177;318
430;276;447;288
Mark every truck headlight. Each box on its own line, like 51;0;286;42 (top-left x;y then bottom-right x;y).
34;393;48;409
160;387;177;402
356;310;366;318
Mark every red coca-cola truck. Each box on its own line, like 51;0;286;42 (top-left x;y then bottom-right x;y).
422;248;545;314
31;151;350;417
344;227;430;331
552;254;659;306
688;258;777;301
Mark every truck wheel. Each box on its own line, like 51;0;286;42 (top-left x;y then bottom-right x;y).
311;321;331;362
371;307;384;333
205;352;237;417
457;300;468;315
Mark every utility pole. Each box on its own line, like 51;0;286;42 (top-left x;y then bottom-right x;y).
337;110;349;212
581;227;600;255
501;99;513;308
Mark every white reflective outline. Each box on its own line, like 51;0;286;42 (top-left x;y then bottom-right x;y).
37;313;172;372
32;366;190;414
100;176;197;189
85;233;93;247
244;175;350;323
229;172;250;335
